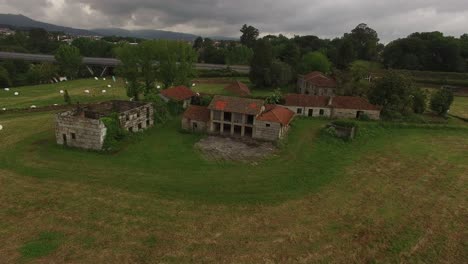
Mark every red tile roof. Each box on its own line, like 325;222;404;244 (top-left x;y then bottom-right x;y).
283;94;330;107
300;71;337;88
283;94;381;111
182;105;210;122
224;81;251;96
208;95;264;115
160;86;196;102
257;105;295;125
330;96;381;111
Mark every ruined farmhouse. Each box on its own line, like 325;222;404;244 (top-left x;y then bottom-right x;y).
182;95;295;141
56;100;154;150
283;94;381;120
297;71;338;96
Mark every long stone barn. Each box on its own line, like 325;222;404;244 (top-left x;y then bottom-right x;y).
55;100;154;150
283;94;381;120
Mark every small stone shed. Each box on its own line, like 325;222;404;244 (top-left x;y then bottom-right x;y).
55;100;154;150
159;85;196;109
181;105;210;132
254;105;295;141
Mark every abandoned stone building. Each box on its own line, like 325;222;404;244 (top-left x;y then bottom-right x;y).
283;94;381;120
56;100;154;150
159;85;196;109
297;71;337;96
181;95;295;141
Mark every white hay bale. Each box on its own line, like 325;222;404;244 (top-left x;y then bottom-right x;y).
157;85;161;89
84;90;90;94
53;104;58;106
192;83;196;87
102;90;107;93
107;85;112;88
103;78;106;81
1;108;6;111
4;88;9;91
30;105;37;109
95;77;99;80
0;124;3;131
14;92;19;96
60;90;64;94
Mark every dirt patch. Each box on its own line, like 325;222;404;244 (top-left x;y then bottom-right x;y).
195;136;277;162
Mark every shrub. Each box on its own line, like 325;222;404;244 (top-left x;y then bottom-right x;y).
101;113;127;151
144;93;171;124
63;89;72;105
430;88;454;116
331;120;357;128
358;113;371;121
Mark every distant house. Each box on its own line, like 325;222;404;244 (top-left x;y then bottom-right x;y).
297;71;337;96
55;101;154;150
181;105;210;133
182;95;295;141
159;86;196;108
224;81;251;96
284;94;381;120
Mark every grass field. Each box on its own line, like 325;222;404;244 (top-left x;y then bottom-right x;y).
0;110;467;263
452;96;468;119
0;79;128;109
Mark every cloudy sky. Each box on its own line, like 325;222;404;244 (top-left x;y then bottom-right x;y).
1;0;468;42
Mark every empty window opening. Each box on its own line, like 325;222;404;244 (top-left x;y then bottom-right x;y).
308;109;313;117
138;123;142;130
71;133;76;140
223;112;232;122
266;123;271;127
297;108;303;114
319;109;325;116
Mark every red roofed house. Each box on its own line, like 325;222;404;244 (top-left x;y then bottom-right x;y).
181;95;295;141
181;105;211;132
297;71;337;96
283;94;381;120
159;85;196;108
224;81;251;96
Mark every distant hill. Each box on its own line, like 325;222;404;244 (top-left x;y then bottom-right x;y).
0;14;98;36
92;28;199;41
0;14;236;41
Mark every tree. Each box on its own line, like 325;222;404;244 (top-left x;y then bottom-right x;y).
430;88;454;116
336;38;356;69
63;89;72;105
249;39;273;87
279;41;301;72
225;45;253;65
266;88;283;104
348;23;380;61
27;63;57;84
269;60;293;87
55;45;82;79
368;71;415;117
299;51;332;74
159;41;197;88
193;36;204;50
240;24;259;48
0;66;11;87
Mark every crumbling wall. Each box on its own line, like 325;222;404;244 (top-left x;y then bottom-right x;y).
55;111;107;150
118;103;154;132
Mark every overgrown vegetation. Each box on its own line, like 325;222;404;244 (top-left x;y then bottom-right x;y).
101;113;127;151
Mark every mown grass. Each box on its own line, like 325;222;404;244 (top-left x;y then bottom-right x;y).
451;96;468;119
0;78;127;109
0;112;467;262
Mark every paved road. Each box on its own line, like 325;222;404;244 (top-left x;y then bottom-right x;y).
0;51;250;73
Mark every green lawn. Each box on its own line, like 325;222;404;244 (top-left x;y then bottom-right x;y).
0;110;467;262
451;96;468;118
0;78;127;109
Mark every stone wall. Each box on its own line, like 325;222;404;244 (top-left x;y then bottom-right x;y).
182;118;207;133
283;106;332;118
118;103;154;132
332;108;380;120
55;111;107;150
253;120;283;141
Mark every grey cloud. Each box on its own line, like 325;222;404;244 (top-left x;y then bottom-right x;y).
2;0;468;42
